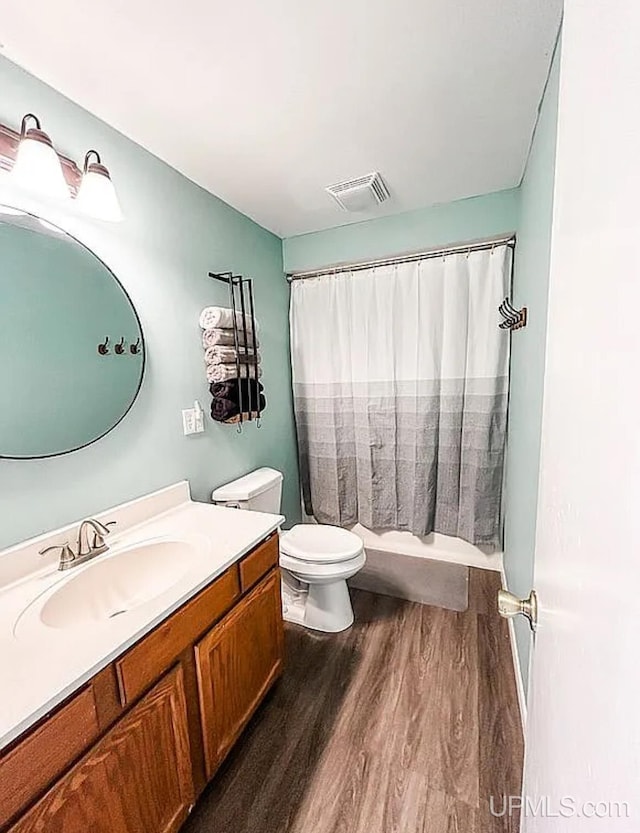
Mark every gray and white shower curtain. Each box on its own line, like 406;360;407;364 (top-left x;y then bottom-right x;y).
289;245;511;547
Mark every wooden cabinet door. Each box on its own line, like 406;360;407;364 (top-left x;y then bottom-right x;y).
10;666;194;833
195;569;284;778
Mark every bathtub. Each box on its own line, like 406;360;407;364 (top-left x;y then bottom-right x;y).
347;523;502;571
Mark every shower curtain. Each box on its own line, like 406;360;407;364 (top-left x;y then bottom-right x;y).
289;244;512;547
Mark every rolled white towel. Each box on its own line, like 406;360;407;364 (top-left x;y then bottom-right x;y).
199;306;258;332
205;345;262;365
202;328;260;349
206;363;262;383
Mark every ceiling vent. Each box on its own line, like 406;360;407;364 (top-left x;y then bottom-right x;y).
325;171;390;212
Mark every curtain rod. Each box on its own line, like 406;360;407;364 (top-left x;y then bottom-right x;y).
286;235;516;282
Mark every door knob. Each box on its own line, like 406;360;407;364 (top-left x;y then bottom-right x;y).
497;589;538;631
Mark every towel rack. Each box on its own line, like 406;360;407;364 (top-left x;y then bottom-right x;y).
208;271;261;431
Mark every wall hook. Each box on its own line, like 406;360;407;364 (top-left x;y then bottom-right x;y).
115;337;126;355
499;297;527;331
130;337;141;355
97;336;109;355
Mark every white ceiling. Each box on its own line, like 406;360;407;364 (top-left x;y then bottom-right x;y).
0;0;562;238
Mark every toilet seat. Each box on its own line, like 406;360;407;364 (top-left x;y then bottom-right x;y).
280;524;364;565
280;549;366;579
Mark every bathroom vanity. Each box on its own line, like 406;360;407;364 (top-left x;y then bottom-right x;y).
0;484;284;832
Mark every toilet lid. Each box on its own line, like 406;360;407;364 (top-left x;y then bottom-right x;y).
280;524;364;564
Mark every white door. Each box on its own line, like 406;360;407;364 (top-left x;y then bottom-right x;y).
522;1;640;830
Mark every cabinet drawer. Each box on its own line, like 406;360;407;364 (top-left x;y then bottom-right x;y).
239;534;279;593
116;567;240;706
0;685;100;827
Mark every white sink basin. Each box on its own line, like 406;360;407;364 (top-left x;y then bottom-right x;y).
37;540;198;629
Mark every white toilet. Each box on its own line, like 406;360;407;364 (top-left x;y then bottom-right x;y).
211;468;365;632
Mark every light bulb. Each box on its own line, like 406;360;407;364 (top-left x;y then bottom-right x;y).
76;150;123;222
10;114;69;200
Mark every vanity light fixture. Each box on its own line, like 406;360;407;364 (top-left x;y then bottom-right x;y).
76;150;123;222
10;113;69;200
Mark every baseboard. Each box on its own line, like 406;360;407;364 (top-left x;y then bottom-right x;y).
500;565;527;732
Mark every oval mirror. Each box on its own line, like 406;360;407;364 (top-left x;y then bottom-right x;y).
0;207;144;458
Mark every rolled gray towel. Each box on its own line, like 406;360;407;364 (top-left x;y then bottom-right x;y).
206;363;262;383
202;328;260;349
204;345;261;366
199;306;258;332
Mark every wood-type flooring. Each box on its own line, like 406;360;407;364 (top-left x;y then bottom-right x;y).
183;568;523;833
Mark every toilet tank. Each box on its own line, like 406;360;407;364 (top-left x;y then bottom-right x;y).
211;467;283;513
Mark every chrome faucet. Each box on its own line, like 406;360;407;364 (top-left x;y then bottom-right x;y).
39;518;116;571
77;518;115;558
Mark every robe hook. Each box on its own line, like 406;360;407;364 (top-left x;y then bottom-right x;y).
498;297;527;331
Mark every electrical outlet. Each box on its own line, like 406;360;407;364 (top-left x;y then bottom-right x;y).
182;401;205;436
182;409;196;435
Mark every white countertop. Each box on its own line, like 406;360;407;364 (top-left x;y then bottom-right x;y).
0;486;283;751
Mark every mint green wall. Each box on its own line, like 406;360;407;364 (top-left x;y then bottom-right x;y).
282;189;520;272
0;218;143;457
504;40;560;694
0;56;299;549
